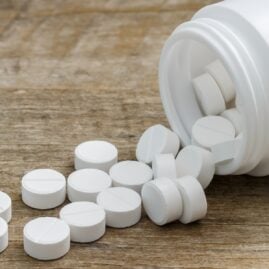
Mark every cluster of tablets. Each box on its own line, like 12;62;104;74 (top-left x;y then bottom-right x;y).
0;59;241;261
0;140;153;260
137;124;209;226
137;60;241;226
192;60;242;166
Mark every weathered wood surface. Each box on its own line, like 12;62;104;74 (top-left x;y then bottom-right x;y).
0;0;269;268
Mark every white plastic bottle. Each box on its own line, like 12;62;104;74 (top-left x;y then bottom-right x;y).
159;0;269;176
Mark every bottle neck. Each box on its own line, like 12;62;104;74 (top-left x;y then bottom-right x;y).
194;3;269;176
159;18;265;175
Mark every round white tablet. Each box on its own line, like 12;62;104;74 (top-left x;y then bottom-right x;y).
152;154;177;179
142;178;183;226
176;145;215;189
97;187;141;228
0;191;12;223
192;116;236;150
211;134;242;168
205;60;235;103
67;169;112;202
136;124;180;165
21;169;66;210
0;217;8;253
192;72;226;115
23;217;70;260
173;176;207;224
75;140;118;172
221;108;242;136
60;202;105;243
109;161;153;193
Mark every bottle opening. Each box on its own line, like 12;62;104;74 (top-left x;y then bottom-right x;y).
159;20;263;175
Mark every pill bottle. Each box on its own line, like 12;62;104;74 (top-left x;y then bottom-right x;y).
159;0;269;176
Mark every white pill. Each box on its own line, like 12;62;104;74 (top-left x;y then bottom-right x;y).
109;161;153;193
192;73;226;115
67;169;112;203
205;60;235;103
0;191;12;223
23;217;70;260
192;116;236;150
211;134;242;165
173;176;207;224
136;124;180;165
75;140;118;172
0;217;8;253
60;201;105;243
21;169;66;210
221;108;242;136
176;145;215;189
152;154;177;179
97;187;141;228
142;178;183;226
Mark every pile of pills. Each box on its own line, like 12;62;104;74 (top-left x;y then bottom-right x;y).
0;59;242;260
192;60;241;164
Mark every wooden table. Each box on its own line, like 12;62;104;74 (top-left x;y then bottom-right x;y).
1;0;269;268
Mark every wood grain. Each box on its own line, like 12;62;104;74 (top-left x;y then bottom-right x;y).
0;0;269;268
